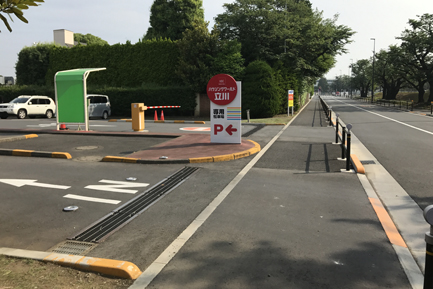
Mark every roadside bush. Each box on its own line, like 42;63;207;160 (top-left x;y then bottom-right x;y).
242;60;280;118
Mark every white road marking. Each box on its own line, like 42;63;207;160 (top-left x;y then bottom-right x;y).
332;98;433;136
85;179;149;194
26;123;57;127
0;179;70;189
63;194;121;204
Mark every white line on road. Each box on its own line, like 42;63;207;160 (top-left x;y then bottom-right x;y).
332;98;433;136
85;180;149;194
63;194;121;204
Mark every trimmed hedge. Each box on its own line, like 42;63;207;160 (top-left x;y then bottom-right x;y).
0;85;196;117
45;39;181;87
242;60;280;118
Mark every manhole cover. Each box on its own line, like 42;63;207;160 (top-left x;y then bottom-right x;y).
73;156;104;162
75;146;100;150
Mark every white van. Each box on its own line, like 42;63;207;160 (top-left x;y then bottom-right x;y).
87;94;111;119
0;95;56;119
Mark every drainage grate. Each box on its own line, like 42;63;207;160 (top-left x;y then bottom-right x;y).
48;240;97;255
70;166;200;243
361;160;376;165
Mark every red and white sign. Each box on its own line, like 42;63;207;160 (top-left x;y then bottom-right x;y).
207;74;238;106
208;76;242;144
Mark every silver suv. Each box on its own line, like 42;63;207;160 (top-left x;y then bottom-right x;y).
87;94;111;119
0;95;56;119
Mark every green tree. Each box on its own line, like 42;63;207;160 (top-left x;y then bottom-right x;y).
0;0;43;32
215;0;354;78
375;46;405;100
74;33;109;45
351;59;372;98
242;60;280;118
176;21;244;93
144;0;204;41
318;77;329;93
16;43;56;85
397;14;433;102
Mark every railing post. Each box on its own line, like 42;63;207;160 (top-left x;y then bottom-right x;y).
346;124;352;171
335;114;339;144
341;128;346;159
329;107;333;127
423;205;433;289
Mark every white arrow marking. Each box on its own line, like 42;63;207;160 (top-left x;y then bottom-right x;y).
85;179;149;194
0;179;70;190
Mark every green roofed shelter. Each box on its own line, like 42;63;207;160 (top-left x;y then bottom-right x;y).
55;68;106;131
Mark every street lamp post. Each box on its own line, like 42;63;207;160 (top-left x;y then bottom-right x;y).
371;38;375;104
350;59;353;98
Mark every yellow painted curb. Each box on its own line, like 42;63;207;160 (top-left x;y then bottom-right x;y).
52;152;72;159
350;154;365;174
12;149;34;156
102;156;137;163
189;157;214;163
174;120;185;123
213;154;235;162
369;197;407;248
194;121;206;124
233;151;250;159
25;134;38;139
43;253;142;279
102;156;124;162
108;119;117;122
246;140;261;155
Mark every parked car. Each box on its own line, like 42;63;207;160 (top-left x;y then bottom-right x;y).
0;95;56;119
87;94;111;119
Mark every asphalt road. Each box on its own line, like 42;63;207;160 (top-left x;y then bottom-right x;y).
324;96;433;210
0;101;414;288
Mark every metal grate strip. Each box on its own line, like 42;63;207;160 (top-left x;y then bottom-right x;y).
361;160;376;165
48;240;97;255
71;166;199;243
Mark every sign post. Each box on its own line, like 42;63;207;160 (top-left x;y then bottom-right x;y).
207;74;241;144
288;90;294;116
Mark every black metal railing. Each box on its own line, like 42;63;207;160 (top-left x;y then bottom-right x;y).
319;96;352;171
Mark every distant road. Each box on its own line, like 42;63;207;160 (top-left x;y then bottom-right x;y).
324;96;433;210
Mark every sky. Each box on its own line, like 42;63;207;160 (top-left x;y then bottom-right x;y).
0;0;432;80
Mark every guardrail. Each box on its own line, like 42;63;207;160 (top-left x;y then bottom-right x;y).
319;96;352;172
357;97;414;111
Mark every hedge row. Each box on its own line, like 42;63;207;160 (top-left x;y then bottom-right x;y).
45;39;181;87
0;85;196;117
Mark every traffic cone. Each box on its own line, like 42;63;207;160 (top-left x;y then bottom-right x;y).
59;123;68;130
154;110;158;121
160;110;165;121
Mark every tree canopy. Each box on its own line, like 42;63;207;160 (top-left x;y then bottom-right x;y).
176;21;244;93
74;33;109;46
215;0;354;78
144;0;204;41
0;0;44;32
397;13;433;102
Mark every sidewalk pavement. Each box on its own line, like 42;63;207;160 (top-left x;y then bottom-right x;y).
129;96;413;289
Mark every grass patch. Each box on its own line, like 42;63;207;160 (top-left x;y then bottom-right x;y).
242;113;294;125
0;255;133;289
